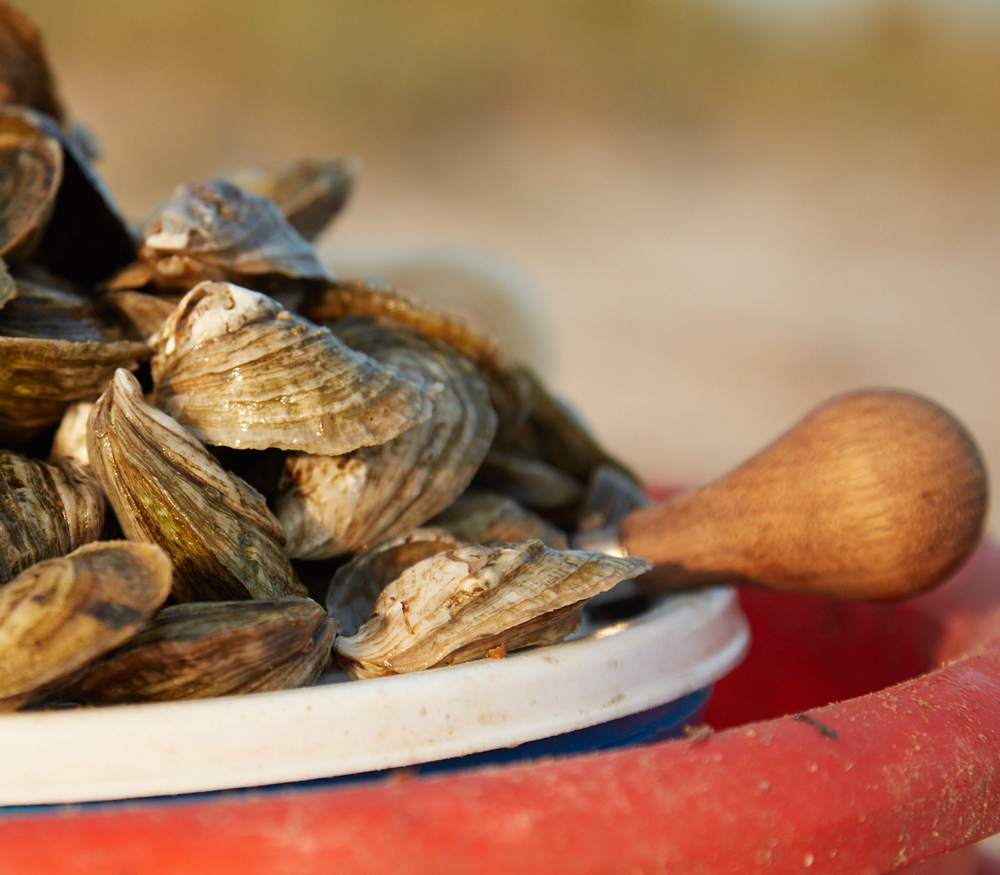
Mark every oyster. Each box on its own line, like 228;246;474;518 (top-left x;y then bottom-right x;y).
49;400;93;468
106;178;333;295
429;489;569;549
0;450;105;583
301;279;532;443
325;528;465;637
57;598;336;704
0;105;135;283
0;540;172;710
576;463;651;533
0;278;147;445
88;368;307;603
0;0;65;121
278;320;497;559
333;540;650;679
0;256;14;309
149;280;433;455
226;156;359;242
0;105;61;263
474;448;584;510
0;277;133;341
99;288;179;340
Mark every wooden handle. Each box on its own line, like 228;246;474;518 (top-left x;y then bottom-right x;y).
621;389;989;600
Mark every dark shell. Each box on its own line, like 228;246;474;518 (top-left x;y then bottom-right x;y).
227;156;359;242
57;598;336;704
0;451;105;584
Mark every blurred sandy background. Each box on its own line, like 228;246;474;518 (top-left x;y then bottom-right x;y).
22;0;1000;535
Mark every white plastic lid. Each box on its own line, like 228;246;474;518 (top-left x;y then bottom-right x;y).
0;586;748;806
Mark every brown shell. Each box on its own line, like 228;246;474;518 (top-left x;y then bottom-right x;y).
0;301;148;446
226;156;359;242
300;279;532;443
58;598;336;704
0;451;105;584
277;320;497;559
333;540;651;679
1;105;135;284
0;541;173;710
88;368;307;603
149;281;433;455
0;1;65;121
325;528;465;638
106;178;333;295
0;105;62;263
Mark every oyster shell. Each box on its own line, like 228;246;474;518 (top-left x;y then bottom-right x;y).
49;400;93;468
0;280;147;445
333;540;651;679
278;320;497;559
0;277;133;341
149;281;433;455
106;178;333;294
0;256;14;309
0;105;135;283
325;528;465;637
226;156;359;242
474;448;584;510
0;451;105;584
57;598;336;704
0;105;62;263
300;279;532;443
88;368;307;603
576;463;652;533
99;288;179;341
0;540;172;710
429;489;569;549
0;1;65;121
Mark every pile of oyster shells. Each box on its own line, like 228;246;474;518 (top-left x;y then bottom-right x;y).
0;3;651;709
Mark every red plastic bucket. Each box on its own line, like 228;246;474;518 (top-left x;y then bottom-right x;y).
1;533;998;874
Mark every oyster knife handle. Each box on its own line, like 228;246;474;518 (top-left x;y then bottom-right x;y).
618;389;988;600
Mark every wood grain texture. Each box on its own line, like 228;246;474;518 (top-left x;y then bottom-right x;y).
621;389;989;600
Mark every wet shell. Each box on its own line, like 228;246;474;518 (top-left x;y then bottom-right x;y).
0;540;172;710
333;540;651;679
277;321;497;559
226;156;359;242
0;451;105;584
301;279;532;443
58;598;336;704
149;281;433;455
106;178;333;294
429;489;569;549
88;368;307;603
325;528;465;638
